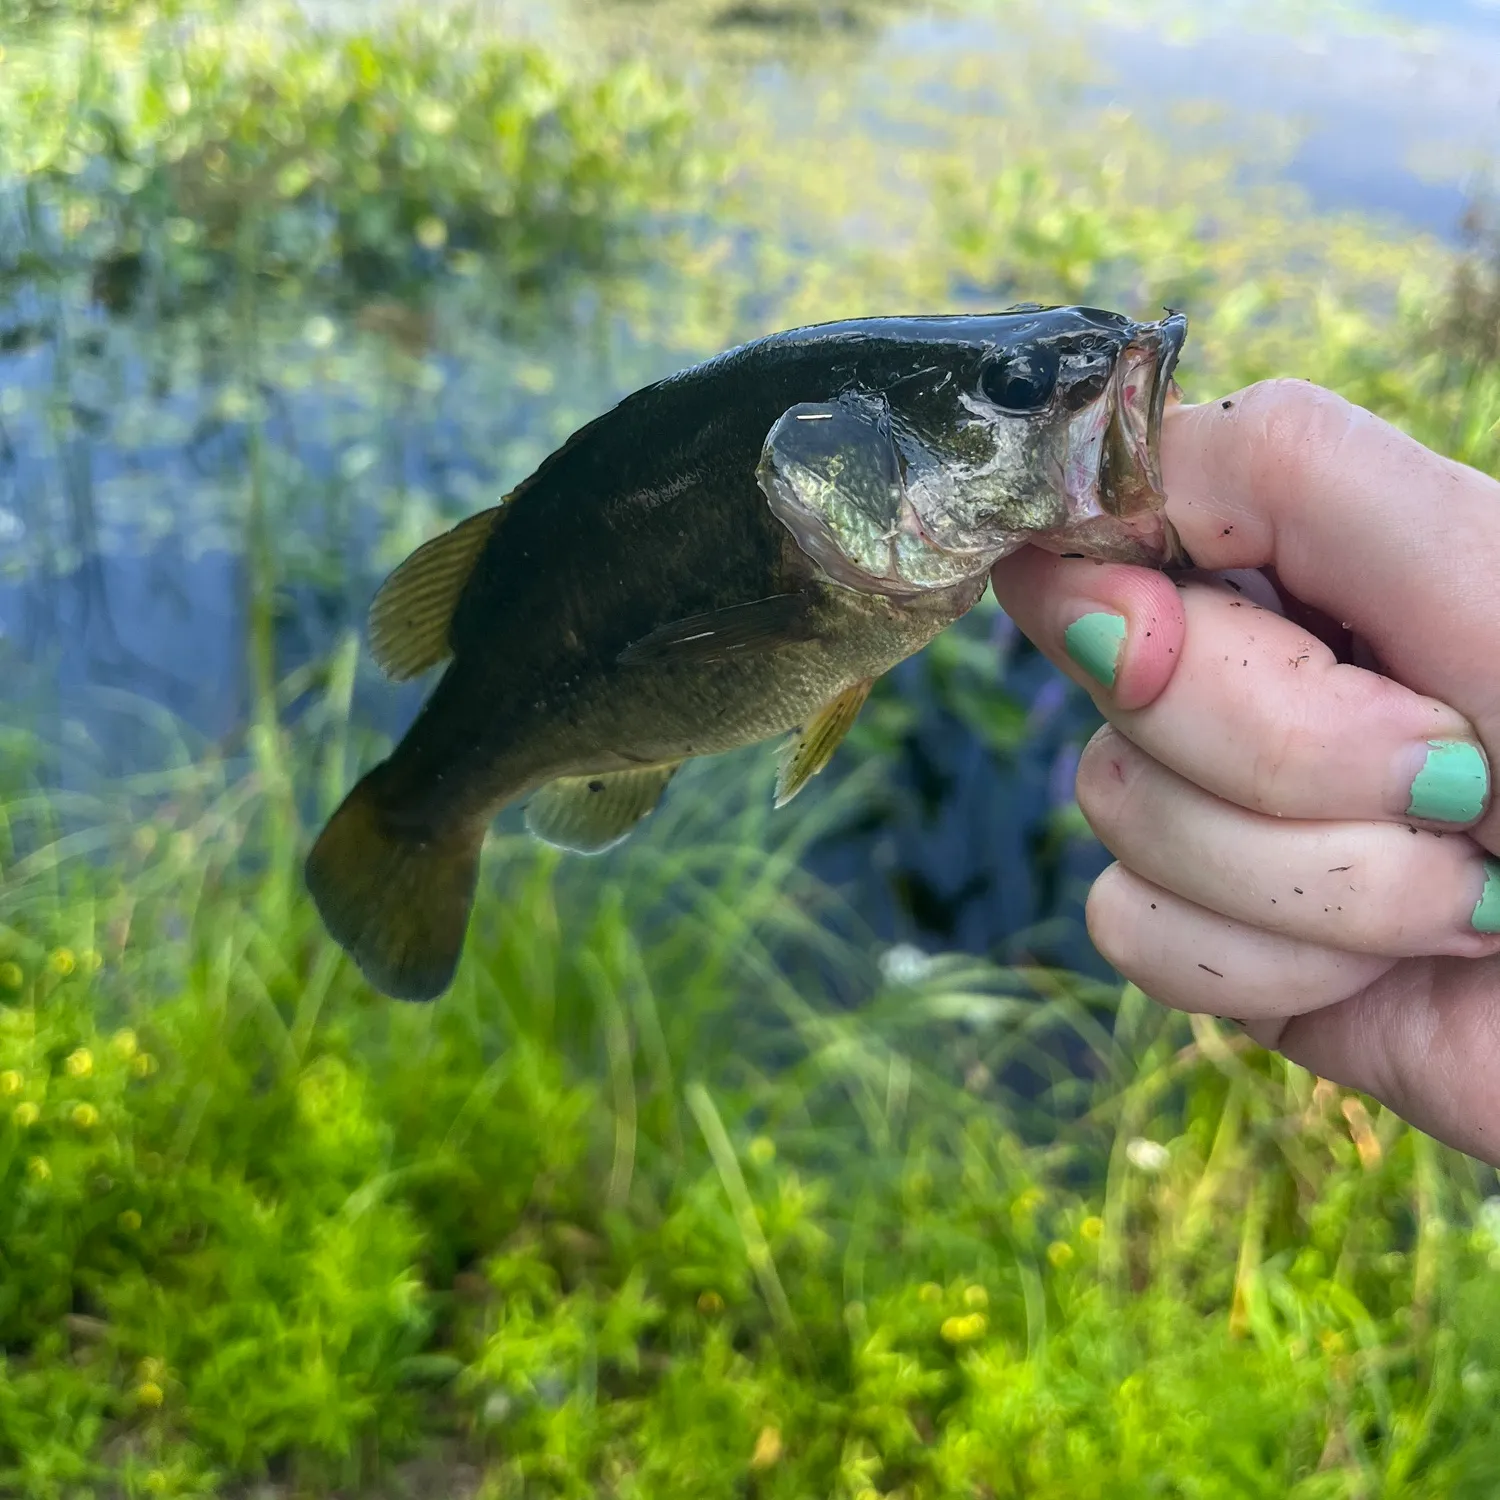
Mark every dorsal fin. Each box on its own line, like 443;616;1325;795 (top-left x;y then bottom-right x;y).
367;506;504;681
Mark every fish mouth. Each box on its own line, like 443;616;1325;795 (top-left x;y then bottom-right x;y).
1110;313;1186;501
1036;311;1188;569
1101;312;1188;563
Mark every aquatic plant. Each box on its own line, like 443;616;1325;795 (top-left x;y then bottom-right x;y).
5;695;1500;1496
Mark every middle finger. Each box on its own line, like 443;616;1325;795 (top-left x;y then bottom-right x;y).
988;554;1492;831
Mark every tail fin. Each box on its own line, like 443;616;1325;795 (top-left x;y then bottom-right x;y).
304;765;484;1002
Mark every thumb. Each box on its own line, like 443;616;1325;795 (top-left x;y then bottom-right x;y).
986;551;1187;712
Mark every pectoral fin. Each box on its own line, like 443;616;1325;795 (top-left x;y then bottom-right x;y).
617;593;810;666
774;678;872;808
368;505;505;681
525;764;682;854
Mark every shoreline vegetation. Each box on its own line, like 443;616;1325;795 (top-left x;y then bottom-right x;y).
4;0;1500;1494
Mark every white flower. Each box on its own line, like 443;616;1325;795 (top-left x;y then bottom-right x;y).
1125;1138;1170;1173
880;943;936;985
1475;1195;1500;1244
302;315;337;350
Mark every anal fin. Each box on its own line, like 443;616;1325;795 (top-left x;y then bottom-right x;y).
525;764;682;854
368;505;505;681
775;679;872;808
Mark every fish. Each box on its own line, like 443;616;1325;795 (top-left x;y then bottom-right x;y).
305;304;1188;1001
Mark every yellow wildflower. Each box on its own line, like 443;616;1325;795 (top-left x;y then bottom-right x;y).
749;1425;783;1470
118;1209;142;1232
1080;1216;1105;1241
135;1381;164;1409
13;1102;39;1128
0;962;22;990
1047;1241;1075;1268
415;215;448;250
917;1282;944;1303
747;1135;776;1166
696;1290;724;1315
47;948;76;977
79;949;103;975
71;1103;99;1130
1012;1186;1045;1216
963;1284;988;1309
939;1313;987;1344
26;1156;50;1182
64;1048;93;1079
110;1029;139;1060
131;1052;158;1079
0;1070;22;1096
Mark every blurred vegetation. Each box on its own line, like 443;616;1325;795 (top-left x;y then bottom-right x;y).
6;700;1500;1498
4;0;1500;1494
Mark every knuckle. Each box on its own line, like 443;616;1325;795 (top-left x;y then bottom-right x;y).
1244;715;1303;813
1084;864;1140;967
1075;727;1149;845
1239;379;1364;512
1242;704;1331;815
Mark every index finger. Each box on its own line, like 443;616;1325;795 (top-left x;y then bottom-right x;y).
1161;382;1500;849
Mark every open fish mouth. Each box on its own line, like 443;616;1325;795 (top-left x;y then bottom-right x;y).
1088;310;1189;566
1109;312;1187;511
1045;311;1189;568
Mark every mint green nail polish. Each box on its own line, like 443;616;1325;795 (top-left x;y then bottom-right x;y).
1473;860;1500;935
1064;612;1127;690
1408;740;1489;824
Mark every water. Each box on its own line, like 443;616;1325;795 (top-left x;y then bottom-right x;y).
2;0;1494;976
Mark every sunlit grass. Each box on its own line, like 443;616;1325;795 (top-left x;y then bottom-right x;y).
4;670;1500;1494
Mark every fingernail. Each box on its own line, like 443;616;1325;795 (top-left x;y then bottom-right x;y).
1407;740;1489;824
1064;611;1127;690
1474;859;1500;935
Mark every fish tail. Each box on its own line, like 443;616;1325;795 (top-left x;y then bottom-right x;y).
304;763;485;1002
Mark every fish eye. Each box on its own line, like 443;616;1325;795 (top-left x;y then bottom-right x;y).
979;345;1060;412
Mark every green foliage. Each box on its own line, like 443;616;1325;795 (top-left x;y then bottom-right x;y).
5;0;1500;1495
3;714;1500;1494
0;0;699;310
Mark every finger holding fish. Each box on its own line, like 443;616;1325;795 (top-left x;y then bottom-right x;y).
1084;862;1397;1018
987;559;1490;831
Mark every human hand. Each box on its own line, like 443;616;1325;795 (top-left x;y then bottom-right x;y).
990;379;1500;1164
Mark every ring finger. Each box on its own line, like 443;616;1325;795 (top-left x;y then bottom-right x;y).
1077;726;1500;959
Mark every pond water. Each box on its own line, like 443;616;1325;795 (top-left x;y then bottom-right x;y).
2;0;1495;976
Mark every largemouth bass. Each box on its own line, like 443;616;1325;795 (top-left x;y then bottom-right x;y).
307;305;1188;1000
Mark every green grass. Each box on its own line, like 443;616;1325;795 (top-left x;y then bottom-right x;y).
5;690;1500;1497
6;0;1500;1494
